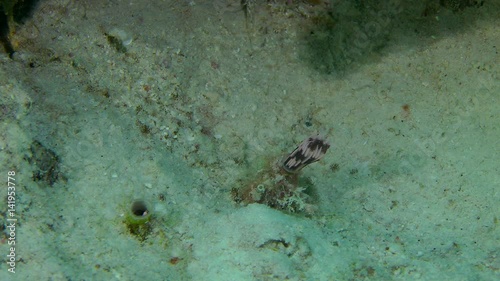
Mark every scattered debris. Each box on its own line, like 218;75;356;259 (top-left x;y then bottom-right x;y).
27;140;66;186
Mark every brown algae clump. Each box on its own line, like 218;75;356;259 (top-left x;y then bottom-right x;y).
232;135;330;213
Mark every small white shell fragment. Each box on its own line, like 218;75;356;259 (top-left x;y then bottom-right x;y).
108;28;133;46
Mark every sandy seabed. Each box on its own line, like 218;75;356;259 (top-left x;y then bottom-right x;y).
0;0;499;280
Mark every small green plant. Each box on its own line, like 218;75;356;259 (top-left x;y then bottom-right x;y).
232;135;330;213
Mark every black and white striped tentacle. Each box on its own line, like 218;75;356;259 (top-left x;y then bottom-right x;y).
282;135;330;173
